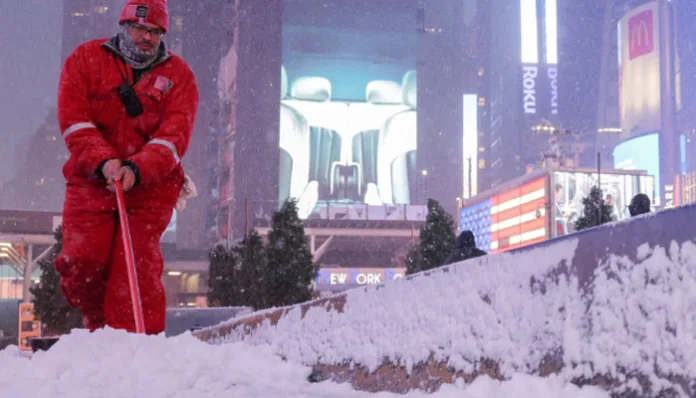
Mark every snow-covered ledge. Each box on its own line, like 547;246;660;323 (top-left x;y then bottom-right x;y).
194;205;696;397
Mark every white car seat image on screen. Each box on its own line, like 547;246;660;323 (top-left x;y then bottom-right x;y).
365;80;402;105
280;66;417;217
283;70;350;210
353;79;410;206
279;67;333;218
374;70;417;205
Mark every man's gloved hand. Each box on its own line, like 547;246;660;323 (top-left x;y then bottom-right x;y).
108;166;136;192
119;166;136;192
101;159;122;184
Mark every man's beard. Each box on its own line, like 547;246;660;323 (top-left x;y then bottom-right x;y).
118;23;161;69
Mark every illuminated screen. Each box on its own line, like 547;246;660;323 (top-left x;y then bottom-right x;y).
459;177;548;253
279;1;417;219
544;0;558;64
613;133;660;205
681;134;687;174
552;170;654;237
614;133;686;208
462;94;478;199
520;0;539;64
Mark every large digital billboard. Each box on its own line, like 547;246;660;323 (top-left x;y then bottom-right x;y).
279;1;417;219
613;133;660;205
614;132;685;208
618;1;661;136
617;1;682;209
459;168;656;251
459;177;548;253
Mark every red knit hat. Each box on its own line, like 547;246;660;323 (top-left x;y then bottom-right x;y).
119;0;169;32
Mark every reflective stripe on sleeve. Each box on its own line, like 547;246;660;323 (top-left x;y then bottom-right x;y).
63;122;97;139
148;138;181;164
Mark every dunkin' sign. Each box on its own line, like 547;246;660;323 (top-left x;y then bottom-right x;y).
628;9;654;60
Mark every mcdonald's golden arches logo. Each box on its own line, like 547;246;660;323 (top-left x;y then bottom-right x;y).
628;9;654;60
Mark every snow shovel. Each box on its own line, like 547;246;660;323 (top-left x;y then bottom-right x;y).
114;180;146;334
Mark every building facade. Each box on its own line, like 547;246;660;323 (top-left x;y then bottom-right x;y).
418;0;490;213
612;0;691;209
487;0;560;188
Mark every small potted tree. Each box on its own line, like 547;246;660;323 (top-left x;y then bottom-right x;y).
29;226;83;352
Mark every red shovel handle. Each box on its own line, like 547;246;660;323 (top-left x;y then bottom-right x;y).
114;180;146;334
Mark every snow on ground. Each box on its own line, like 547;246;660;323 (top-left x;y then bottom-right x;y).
0;328;609;398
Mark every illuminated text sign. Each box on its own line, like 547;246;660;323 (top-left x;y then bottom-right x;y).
523;66;538;114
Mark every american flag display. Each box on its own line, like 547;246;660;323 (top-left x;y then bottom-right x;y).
459;177;549;253
459;200;493;252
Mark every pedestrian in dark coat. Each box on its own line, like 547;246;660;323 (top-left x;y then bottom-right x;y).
629;193;652;217
443;230;487;265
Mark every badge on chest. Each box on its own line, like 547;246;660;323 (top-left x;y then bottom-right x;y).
154;76;173;94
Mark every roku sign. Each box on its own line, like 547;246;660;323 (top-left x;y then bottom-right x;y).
523;66;537;114
315;268;406;285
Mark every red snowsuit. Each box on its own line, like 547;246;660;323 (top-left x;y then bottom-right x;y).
55;36;199;335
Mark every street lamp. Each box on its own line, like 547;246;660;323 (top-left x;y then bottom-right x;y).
420;169;429;201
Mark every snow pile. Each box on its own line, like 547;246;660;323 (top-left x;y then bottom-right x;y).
207;238;583;375
566;240;696;392
0;328;609;398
